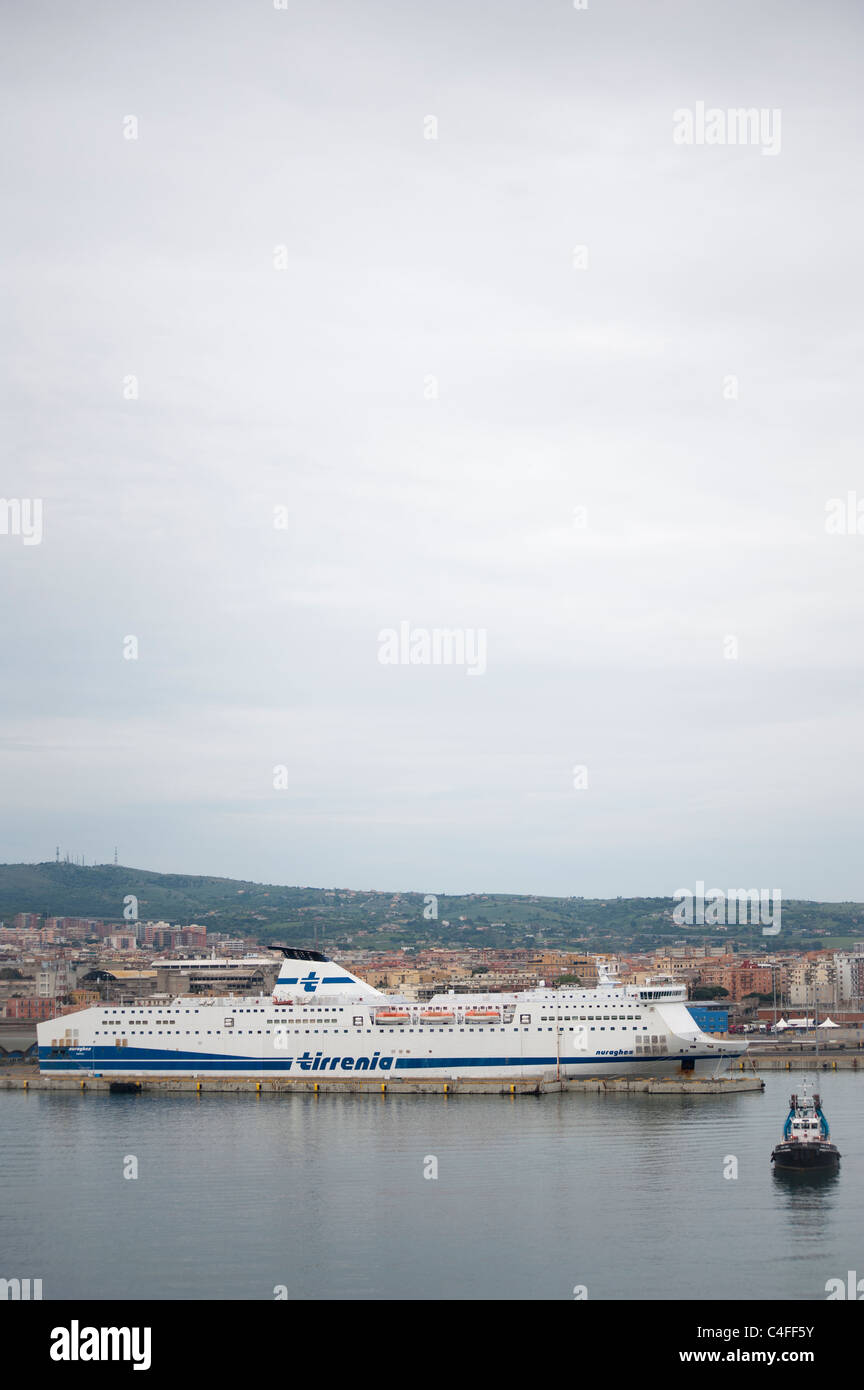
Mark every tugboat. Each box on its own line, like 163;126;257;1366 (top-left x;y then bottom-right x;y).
771;1082;840;1171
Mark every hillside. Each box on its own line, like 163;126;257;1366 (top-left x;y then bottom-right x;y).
1;862;863;953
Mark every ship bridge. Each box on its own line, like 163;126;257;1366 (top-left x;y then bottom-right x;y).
625;982;688;1003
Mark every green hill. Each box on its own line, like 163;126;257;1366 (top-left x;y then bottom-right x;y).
1;862;863;953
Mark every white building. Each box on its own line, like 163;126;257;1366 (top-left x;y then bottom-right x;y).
37;962;80;999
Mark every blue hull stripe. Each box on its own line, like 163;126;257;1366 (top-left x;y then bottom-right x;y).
38;1046;721;1074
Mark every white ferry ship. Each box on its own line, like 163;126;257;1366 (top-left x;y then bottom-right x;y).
37;948;747;1080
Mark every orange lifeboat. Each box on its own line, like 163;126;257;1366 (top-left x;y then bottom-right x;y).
375;1010;411;1025
464;1009;501;1024
419;1010;455;1023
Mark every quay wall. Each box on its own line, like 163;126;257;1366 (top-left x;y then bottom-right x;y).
0;1067;763;1096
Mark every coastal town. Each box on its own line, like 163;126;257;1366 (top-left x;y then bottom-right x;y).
3;910;864;1058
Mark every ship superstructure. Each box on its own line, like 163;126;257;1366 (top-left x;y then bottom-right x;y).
37;948;747;1080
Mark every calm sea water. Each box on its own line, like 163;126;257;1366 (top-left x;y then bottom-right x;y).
1;1072;861;1301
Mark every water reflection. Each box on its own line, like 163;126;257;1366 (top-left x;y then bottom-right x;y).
772;1162;841;1248
772;1165;841;1194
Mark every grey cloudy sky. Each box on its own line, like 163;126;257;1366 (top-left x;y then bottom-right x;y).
2;0;863;899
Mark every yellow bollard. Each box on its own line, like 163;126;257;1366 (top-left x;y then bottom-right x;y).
196;1081;202;1092
381;1082;387;1093
313;1082;319;1093
80;1080;86;1090
256;1082;261;1093
443;1083;449;1094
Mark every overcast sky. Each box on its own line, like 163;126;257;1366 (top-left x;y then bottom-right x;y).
2;0;863;900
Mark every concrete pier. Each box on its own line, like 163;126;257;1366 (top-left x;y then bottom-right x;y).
735;1053;863;1073
0;1066;763;1096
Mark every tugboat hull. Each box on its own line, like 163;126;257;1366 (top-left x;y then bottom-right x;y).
771;1141;839;1171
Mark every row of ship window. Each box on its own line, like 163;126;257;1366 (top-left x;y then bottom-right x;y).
99;1014;645;1025
539;1015;641;1021
99;1008;646;1022
94;1025;653;1037
102;1007;346;1015
97;1014;650;1032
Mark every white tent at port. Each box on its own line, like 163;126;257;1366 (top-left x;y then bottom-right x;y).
773;1018;791;1030
818;1018;840;1028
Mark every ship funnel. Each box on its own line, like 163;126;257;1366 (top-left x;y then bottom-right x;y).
271;948;384;1002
